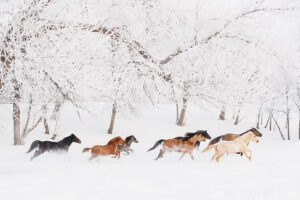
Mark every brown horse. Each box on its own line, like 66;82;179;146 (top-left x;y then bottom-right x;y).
148;133;206;160
173;130;211;150
82;136;125;161
202;128;262;154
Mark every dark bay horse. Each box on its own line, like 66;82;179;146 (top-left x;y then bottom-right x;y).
202;128;262;155
173;130;211;150
148;130;211;152
27;134;81;160
117;135;138;155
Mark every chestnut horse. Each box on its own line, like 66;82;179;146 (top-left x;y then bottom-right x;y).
82;136;125;160
148;133;206;160
211;131;259;162
201;128;262;155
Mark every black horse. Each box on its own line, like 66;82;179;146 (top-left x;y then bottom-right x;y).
27;134;81;160
148;130;211;152
117;135;139;155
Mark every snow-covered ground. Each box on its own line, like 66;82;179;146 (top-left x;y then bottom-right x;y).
0;103;299;200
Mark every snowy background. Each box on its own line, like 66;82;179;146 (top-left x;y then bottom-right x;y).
0;0;300;199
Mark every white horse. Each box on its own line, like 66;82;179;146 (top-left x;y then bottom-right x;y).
211;131;259;162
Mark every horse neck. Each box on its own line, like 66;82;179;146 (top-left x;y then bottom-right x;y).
187;136;199;145
236;133;251;144
126;139;133;147
60;137;73;146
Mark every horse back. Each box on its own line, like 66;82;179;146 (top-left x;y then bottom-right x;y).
107;136;125;145
222;134;240;141
90;144;119;155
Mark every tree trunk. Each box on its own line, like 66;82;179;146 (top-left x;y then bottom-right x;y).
22;96;33;138
107;103;117;134
271;114;285;140
219;108;225;120
286;112;290;140
176;103;179;122
286;95;290;140
234;110;240;125
13;102;23;145
264;115;270;128
260;112;263;125
269;114;272;131
177;97;187;126
13;79;23;145
51;101;63;120
43;118;50;135
256;110;261;129
298;110;300;140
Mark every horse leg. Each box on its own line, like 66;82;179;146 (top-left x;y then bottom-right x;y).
241;150;251;161
189;152;195;160
155;149;165;160
216;153;224;163
30;149;45;161
211;149;218;161
179;153;186;160
89;154;97;161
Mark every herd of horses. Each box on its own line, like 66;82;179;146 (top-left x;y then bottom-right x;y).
26;128;262;162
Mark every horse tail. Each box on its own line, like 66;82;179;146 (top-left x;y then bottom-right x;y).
82;148;91;153
26;140;40;153
147;139;165;152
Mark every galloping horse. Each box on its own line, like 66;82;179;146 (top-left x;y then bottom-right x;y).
117;135;139;155
148;130;210;152
173;130;211;150
27;134;81;161
148;133;206;160
82;136;125;160
202;128;262;155
211;131;259;162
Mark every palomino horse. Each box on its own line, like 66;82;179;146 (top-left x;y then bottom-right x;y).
173;130;211;150
211;131;259;162
82;136;125;160
27;134;81;161
148;133;206;160
201;128;262;154
117;135;139;155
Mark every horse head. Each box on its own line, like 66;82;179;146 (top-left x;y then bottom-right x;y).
70;133;81;144
125;135;139;144
248;132;259;143
195;133;206;142
250;128;263;137
197;130;211;140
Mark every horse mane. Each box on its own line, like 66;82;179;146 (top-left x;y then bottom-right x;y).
240;128;256;136
195;130;211;139
125;135;134;143
183;130;210;141
182;133;197;141
59;134;74;144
